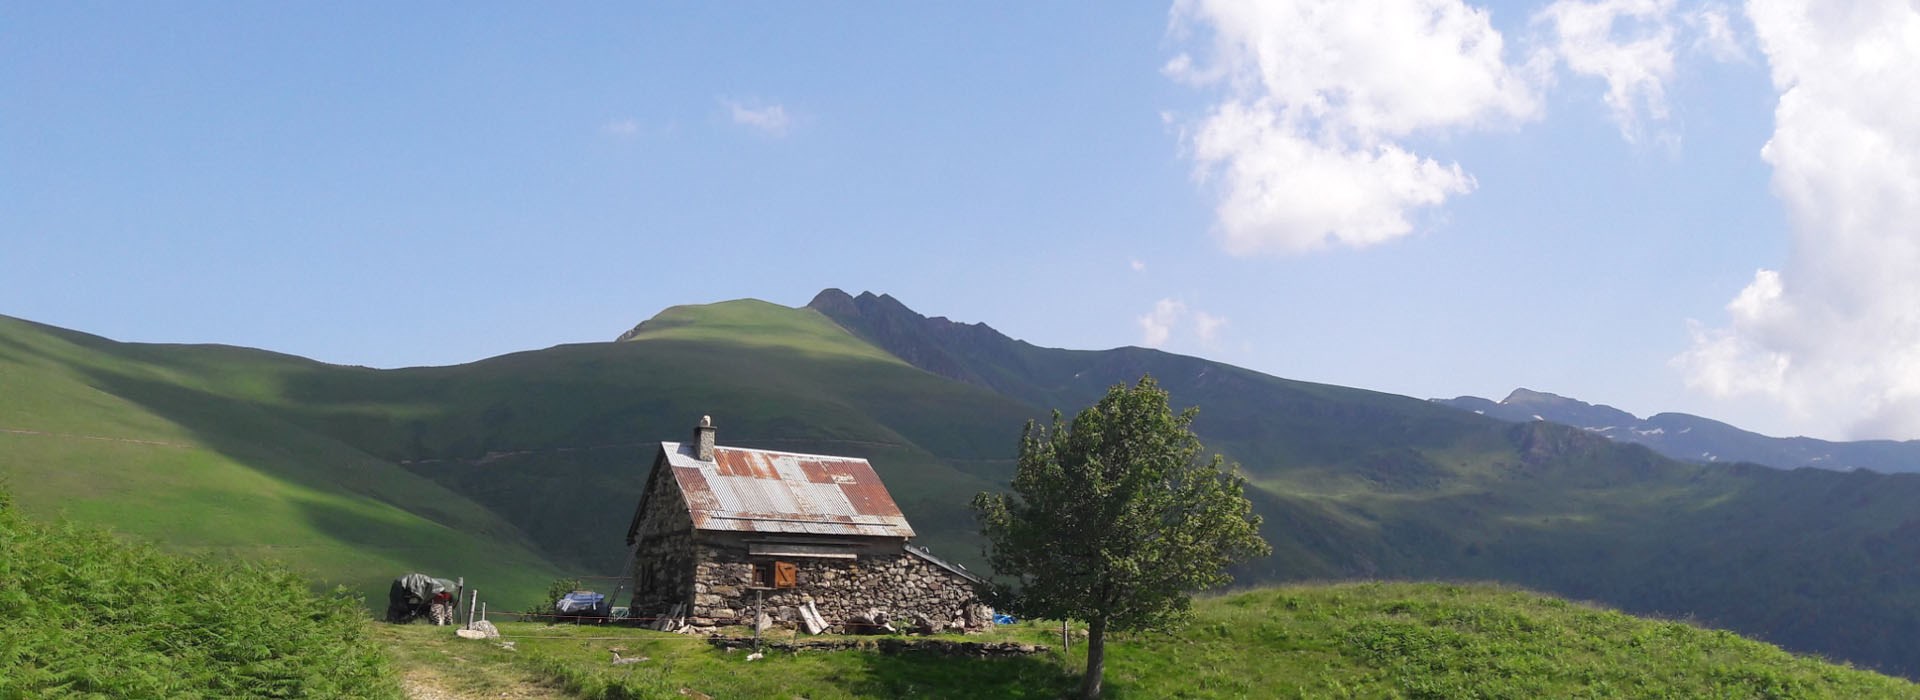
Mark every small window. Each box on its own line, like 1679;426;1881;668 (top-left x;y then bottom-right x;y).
753;561;799;589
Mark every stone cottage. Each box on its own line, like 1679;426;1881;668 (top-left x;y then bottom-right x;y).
623;417;989;633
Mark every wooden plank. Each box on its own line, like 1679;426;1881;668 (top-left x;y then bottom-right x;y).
800;601;827;634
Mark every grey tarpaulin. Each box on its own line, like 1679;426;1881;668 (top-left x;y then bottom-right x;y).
385;573;457;623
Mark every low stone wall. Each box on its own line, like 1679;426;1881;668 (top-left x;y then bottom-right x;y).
689;543;985;632
709;637;1048;657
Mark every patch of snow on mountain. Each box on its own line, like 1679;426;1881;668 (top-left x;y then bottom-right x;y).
1632;427;1666;436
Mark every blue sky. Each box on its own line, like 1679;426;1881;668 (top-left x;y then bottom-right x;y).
5;2;1917;441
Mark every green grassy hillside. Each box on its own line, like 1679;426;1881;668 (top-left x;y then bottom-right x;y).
0;315;566;604
14;294;1920;678
0;492;398;698
810;290;1920;677
313;300;1039;574
384;582;1919;699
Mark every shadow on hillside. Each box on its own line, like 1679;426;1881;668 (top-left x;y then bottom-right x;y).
48;323;1920;680
59;363;544;549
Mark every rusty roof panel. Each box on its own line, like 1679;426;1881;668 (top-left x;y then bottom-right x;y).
660;441;916;538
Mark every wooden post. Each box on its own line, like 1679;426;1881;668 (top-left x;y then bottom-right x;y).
1062;619;1071;653
454;577;465;626
753;589;764;653
480;602;487;624
466;590;478;630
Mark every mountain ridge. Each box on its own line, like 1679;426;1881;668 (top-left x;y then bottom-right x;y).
12;294;1920;677
1436;388;1920;473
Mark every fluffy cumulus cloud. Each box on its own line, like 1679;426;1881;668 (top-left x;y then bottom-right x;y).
1137;299;1228;348
1533;0;1678;141
1676;0;1920;439
1531;0;1754;141
1167;0;1541;255
725;100;791;136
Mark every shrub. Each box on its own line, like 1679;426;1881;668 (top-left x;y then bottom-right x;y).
0;493;398;698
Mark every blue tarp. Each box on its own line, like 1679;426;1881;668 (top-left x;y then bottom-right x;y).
993;613;1016;625
555;590;610;616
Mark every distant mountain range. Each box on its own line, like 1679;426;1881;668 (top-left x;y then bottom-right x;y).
1434;389;1920;473
10;290;1920;677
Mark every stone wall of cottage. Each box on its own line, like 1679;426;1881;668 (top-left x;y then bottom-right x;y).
626;462;696;616
688;540;982;630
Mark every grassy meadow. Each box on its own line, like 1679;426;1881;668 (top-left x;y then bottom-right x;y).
381;582;1918;699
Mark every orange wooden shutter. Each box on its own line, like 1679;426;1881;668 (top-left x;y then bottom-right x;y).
774;561;798;588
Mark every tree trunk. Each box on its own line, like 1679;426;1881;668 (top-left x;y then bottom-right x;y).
1079;617;1108;699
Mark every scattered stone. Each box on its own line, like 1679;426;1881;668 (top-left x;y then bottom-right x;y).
848;609;896;635
964;603;996;632
909;612;946;635
610;650;648;665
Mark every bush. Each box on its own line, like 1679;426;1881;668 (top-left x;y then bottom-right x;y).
0;493;398;698
528;576;585;615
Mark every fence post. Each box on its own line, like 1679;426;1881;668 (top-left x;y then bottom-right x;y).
467;590;478;630
753;589;764;653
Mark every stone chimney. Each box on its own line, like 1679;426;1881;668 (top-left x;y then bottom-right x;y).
693;415;716;462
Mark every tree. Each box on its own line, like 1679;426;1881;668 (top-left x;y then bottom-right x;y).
972;376;1270;699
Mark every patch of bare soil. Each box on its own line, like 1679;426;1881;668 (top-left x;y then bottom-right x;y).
401;665;565;700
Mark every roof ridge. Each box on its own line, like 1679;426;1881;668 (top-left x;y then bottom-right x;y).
660;440;875;463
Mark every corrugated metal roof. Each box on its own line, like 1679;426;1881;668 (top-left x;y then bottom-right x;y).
660;441;916;539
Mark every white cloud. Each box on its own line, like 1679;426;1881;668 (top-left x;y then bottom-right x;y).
1139;299;1186;348
1137;298;1230;348
725;100;791;136
1194;310;1229;343
601;118;641;137
1676;0;1920;439
1686;2;1747;62
1130;259;1147;272
1168;0;1541;255
1532;0;1678;142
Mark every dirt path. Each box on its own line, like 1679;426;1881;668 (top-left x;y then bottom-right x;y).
377;625;566;700
0;427;191;448
401;665;564;700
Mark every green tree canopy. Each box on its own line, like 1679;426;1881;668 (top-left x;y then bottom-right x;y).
973;376;1270;698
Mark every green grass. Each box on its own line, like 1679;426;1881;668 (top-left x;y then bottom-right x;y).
620;299;909;364
16;295;1920;678
379;582;1918;699
0;492;399;698
0;315;567;606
